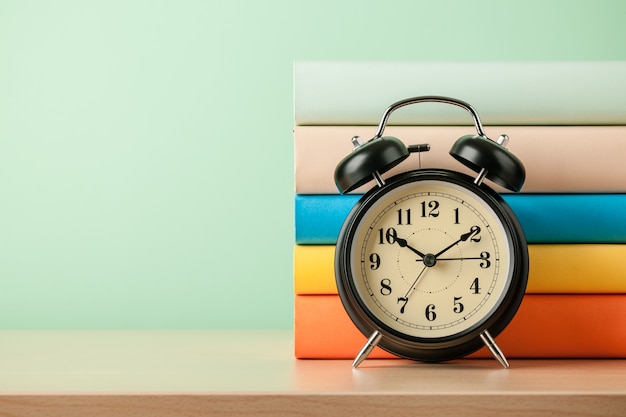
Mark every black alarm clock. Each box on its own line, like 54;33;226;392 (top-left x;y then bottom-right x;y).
334;96;529;368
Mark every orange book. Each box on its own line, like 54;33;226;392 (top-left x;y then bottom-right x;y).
295;294;626;359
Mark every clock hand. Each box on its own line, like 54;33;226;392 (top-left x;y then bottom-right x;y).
438;251;491;267
397;264;429;314
394;236;426;259
433;226;479;258
438;256;485;261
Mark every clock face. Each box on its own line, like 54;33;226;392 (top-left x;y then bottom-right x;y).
336;170;527;359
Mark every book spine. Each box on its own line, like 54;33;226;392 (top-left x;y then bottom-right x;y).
295;294;626;359
294;61;626;126
294;244;626;294
295;194;626;244
294;125;626;194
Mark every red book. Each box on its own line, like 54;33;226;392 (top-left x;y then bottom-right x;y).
295;294;626;359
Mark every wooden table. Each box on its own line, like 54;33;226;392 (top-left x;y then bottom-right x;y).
1;330;625;416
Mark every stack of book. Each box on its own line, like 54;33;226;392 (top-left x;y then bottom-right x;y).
293;62;626;360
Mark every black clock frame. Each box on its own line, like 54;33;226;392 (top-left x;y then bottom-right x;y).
335;169;529;363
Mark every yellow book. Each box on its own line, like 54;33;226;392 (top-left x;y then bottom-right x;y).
294;244;626;294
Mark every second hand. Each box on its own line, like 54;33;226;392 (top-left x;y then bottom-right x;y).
397;264;429;314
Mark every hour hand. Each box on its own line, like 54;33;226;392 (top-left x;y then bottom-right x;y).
394;236;426;259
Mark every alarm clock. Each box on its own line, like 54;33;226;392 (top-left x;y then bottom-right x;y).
334;96;529;368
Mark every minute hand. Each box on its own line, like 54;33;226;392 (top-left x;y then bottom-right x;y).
433;227;477;258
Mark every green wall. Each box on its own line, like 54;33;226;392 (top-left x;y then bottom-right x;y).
1;0;625;329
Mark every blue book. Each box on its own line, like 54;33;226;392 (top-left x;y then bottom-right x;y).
295;194;626;244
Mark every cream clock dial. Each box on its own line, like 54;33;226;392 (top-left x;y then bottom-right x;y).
336;171;528;366
352;179;512;339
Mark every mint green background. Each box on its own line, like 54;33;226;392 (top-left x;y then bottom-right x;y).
1;1;625;329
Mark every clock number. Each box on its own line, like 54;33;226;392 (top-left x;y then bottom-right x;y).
378;228;398;244
480;251;491;269
398;297;409;314
470;277;481;294
420;200;440;218
454;207;460;224
397;208;412;225
469;225;482;242
369;253;381;270
453;296;464;314
380;279;392;296
425;304;437;321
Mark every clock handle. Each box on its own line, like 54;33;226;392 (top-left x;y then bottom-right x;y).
373;96;487;139
335;95;525;193
371;96;525;192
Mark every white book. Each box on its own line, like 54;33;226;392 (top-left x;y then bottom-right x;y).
294;61;626;126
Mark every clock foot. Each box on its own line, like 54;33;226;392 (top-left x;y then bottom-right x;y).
480;330;510;368
352;330;382;368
